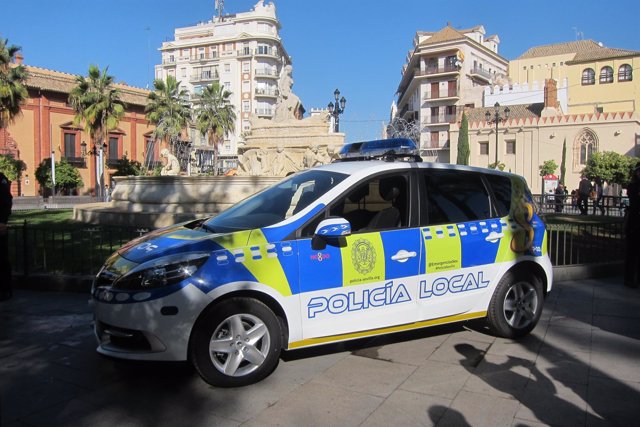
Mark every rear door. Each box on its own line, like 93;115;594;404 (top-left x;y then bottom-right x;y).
416;169;504;320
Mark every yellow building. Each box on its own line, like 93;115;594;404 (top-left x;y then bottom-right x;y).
0;61;154;197
509;40;640;115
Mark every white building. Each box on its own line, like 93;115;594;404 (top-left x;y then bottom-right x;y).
155;0;295;171
394;25;508;162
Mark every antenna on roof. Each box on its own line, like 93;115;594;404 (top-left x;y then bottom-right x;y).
571;27;584;40
215;0;224;21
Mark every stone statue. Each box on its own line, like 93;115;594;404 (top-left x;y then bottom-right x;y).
238;149;265;176
303;144;328;169
160;148;181;176
274;65;302;122
269;144;299;176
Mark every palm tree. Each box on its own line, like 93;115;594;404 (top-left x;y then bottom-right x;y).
68;65;125;199
145;75;191;157
68;65;125;146
0;39;28;129
195;82;236;175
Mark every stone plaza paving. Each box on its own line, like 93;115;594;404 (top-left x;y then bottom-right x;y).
0;277;638;426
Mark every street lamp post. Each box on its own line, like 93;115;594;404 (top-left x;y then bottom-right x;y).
485;102;510;167
81;140;107;201
327;88;346;133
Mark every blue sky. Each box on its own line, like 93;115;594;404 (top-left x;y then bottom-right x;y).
2;0;639;142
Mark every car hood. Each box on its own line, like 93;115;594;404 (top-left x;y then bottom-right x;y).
117;225;250;265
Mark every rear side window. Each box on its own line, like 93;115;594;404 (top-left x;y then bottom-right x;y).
485;174;512;217
421;170;492;225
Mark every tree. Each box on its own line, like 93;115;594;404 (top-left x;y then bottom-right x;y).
582;151;638;186
195;82;236;175
111;155;144;177
145;75;192;153
0;153;26;182
69;65;125;151
0;38;28;129
456;112;470;165
560;139;567;185
539;159;558;177
35;158;83;195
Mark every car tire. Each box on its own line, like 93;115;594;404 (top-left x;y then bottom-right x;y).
190;297;282;387
486;272;543;339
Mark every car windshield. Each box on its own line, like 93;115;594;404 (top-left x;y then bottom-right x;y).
202;169;348;233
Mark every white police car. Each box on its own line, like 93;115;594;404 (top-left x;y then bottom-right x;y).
91;138;552;387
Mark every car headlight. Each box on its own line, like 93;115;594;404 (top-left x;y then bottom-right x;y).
113;252;210;290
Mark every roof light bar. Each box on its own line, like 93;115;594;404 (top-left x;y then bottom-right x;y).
336;138;421;162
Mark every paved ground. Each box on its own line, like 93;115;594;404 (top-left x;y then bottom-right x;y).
0;277;638;427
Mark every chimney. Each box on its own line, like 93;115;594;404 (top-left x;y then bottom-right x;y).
544;79;559;109
15;53;24;65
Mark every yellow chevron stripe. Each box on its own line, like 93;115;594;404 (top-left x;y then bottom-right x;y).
288;311;487;349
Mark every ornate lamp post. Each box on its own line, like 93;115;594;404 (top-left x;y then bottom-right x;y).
485;102;510;166
327;88;346;133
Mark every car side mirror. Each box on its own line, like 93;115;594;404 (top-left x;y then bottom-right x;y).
314;217;351;238
312;217;351;250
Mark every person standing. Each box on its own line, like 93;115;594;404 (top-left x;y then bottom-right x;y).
592;178;605;215
624;165;640;288
577;175;591;215
0;171;13;301
554;184;566;213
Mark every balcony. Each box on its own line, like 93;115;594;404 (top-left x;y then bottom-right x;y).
422;114;457;125
62;156;86;168
255;87;279;98
255;68;278;78
469;66;493;82
255;107;274;117
416;65;459;77
191;52;218;62
190;72;220;83
162;58;176;65
254;47;278;58
237;49;252;58
423;89;460;101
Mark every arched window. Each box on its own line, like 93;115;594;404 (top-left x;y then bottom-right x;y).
599;66;613;84
581;68;595;85
618;64;633;82
574;129;598;167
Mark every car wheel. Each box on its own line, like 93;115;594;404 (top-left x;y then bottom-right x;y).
486;272;543;338
190;297;282;387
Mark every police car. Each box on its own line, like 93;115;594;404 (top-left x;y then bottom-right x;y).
91;138;552;387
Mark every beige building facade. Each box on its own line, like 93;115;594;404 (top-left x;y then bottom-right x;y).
450;85;640;194
0;64;153;197
394;25;508;162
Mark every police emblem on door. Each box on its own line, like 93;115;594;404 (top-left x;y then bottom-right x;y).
352;239;376;274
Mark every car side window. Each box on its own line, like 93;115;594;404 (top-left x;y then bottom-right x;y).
485;174;512;217
421;170;492;225
299;174;410;237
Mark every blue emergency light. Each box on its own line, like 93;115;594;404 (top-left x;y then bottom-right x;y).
337;138;421;162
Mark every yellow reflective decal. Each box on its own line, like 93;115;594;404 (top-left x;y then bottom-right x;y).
341;234;385;287
423;227;461;273
213;230;292;297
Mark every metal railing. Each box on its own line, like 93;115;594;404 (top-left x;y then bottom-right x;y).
546;221;624;266
534;194;627;217
8;222;150;276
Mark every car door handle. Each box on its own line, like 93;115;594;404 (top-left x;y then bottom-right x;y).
485;232;504;243
391;250;417;263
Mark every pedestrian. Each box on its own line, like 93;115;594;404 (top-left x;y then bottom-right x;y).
592;178;605;215
577;175;591;215
554;183;566;212
624;164;640;288
0;171;13;301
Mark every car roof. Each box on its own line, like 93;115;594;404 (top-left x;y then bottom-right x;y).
314;160;519;180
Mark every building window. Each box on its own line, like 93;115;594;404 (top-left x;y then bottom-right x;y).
242;61;250;72
108;136;120;162
63;132;76;158
575;129;598;166
599;66;613;84
224;63;231;73
618;64;632;82
479;142;489;156
242;120;251;131
242;100;250;112
581;68;595;85
506;140;516;155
